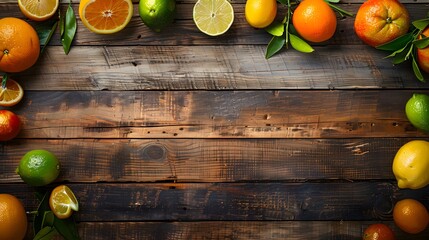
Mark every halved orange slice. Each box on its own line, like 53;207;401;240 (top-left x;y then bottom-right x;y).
18;0;59;21
49;185;79;219
79;0;133;34
0;78;24;107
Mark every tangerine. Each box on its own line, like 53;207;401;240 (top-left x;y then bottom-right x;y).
393;199;429;234
0;194;28;240
417;27;429;74
0;17;40;73
292;0;337;43
363;223;396;240
354;0;410;47
0;110;21;141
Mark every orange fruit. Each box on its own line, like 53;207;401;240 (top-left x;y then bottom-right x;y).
393;199;429;234
0;194;28;240
354;0;410;47
417;27;429;74
18;0;59;21
245;0;277;29
0;110;21;141
292;0;337;43
79;0;133;34
49;185;79;219
0;77;24;107
363;223;396;240
0;17;40;73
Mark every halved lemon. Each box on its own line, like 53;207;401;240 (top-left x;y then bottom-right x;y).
193;0;234;36
79;0;133;34
0;78;24;107
49;185;79;219
18;0;59;21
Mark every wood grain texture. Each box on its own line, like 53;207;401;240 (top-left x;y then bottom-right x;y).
71;221;429;240
0;138;423;183
4;90;427;139
3;183;429;221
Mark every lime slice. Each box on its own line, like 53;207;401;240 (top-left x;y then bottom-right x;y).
193;0;234;36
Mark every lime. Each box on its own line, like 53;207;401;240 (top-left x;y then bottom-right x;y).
139;0;176;32
49;185;79;219
193;0;234;36
405;93;429;132
16;149;60;186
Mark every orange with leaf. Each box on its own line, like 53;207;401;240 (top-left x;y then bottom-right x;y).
354;0;410;47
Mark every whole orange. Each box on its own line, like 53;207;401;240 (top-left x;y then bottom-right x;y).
0;110;21;141
245;0;277;29
0;194;28;240
363;223;396;240
292;0;337;43
393;199;429;234
0;17;40;73
417;27;429;73
354;0;410;47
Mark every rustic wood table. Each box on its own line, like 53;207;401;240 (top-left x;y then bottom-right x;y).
2;0;429;239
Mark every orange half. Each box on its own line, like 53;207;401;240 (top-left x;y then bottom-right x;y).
18;0;59;21
0;78;24;107
79;0;133;34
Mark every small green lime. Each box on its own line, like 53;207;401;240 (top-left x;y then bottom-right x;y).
405;93;429;132
139;0;176;32
16;149;60;186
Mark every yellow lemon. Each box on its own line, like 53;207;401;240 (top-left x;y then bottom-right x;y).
245;0;277;29
392;140;429;189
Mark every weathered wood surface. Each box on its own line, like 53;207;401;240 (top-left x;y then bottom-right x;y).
1;0;429;239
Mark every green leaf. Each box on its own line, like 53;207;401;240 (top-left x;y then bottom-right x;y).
413;36;429;49
265;21;284;37
266;35;286;59
42;211;55;228
325;0;340;3
413;18;429;30
326;1;354;17
289;33;314;53
376;32;414;51
412;54;425;82
277;0;287;4
61;3;77;55
2;73;8;89
34;191;51;235
34;19;59;53
54;215;80;240
34;226;57;240
392;43;413;65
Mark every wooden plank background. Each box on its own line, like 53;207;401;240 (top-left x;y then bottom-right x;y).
1;0;429;239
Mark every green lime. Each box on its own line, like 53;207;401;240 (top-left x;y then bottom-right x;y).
139;0;176;32
405;93;429;132
16;149;60;186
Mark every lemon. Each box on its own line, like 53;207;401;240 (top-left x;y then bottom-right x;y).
49;185;79;219
16;149;60;186
193;0;234;36
392;140;429;189
245;0;277;29
139;0;176;32
405;93;429;132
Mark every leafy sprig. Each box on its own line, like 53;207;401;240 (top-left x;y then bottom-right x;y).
265;0;354;59
377;13;429;82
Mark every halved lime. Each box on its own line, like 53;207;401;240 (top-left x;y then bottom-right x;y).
193;0;234;36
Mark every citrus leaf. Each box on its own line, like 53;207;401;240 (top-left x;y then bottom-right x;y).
266;35;286;59
289;33;314;53
34;226;57;240
2;73;8;89
376;33;414;51
277;0;287;4
412;55;425;82
54;215;80;240
34;190;51;235
265;21;284;37
61;3;77;55
325;0;340;3
34;19;58;54
392;44;413;65
413;18;429;30
413;37;429;49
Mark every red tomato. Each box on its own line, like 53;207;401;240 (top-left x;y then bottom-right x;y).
0;110;21;141
363;223;396;240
